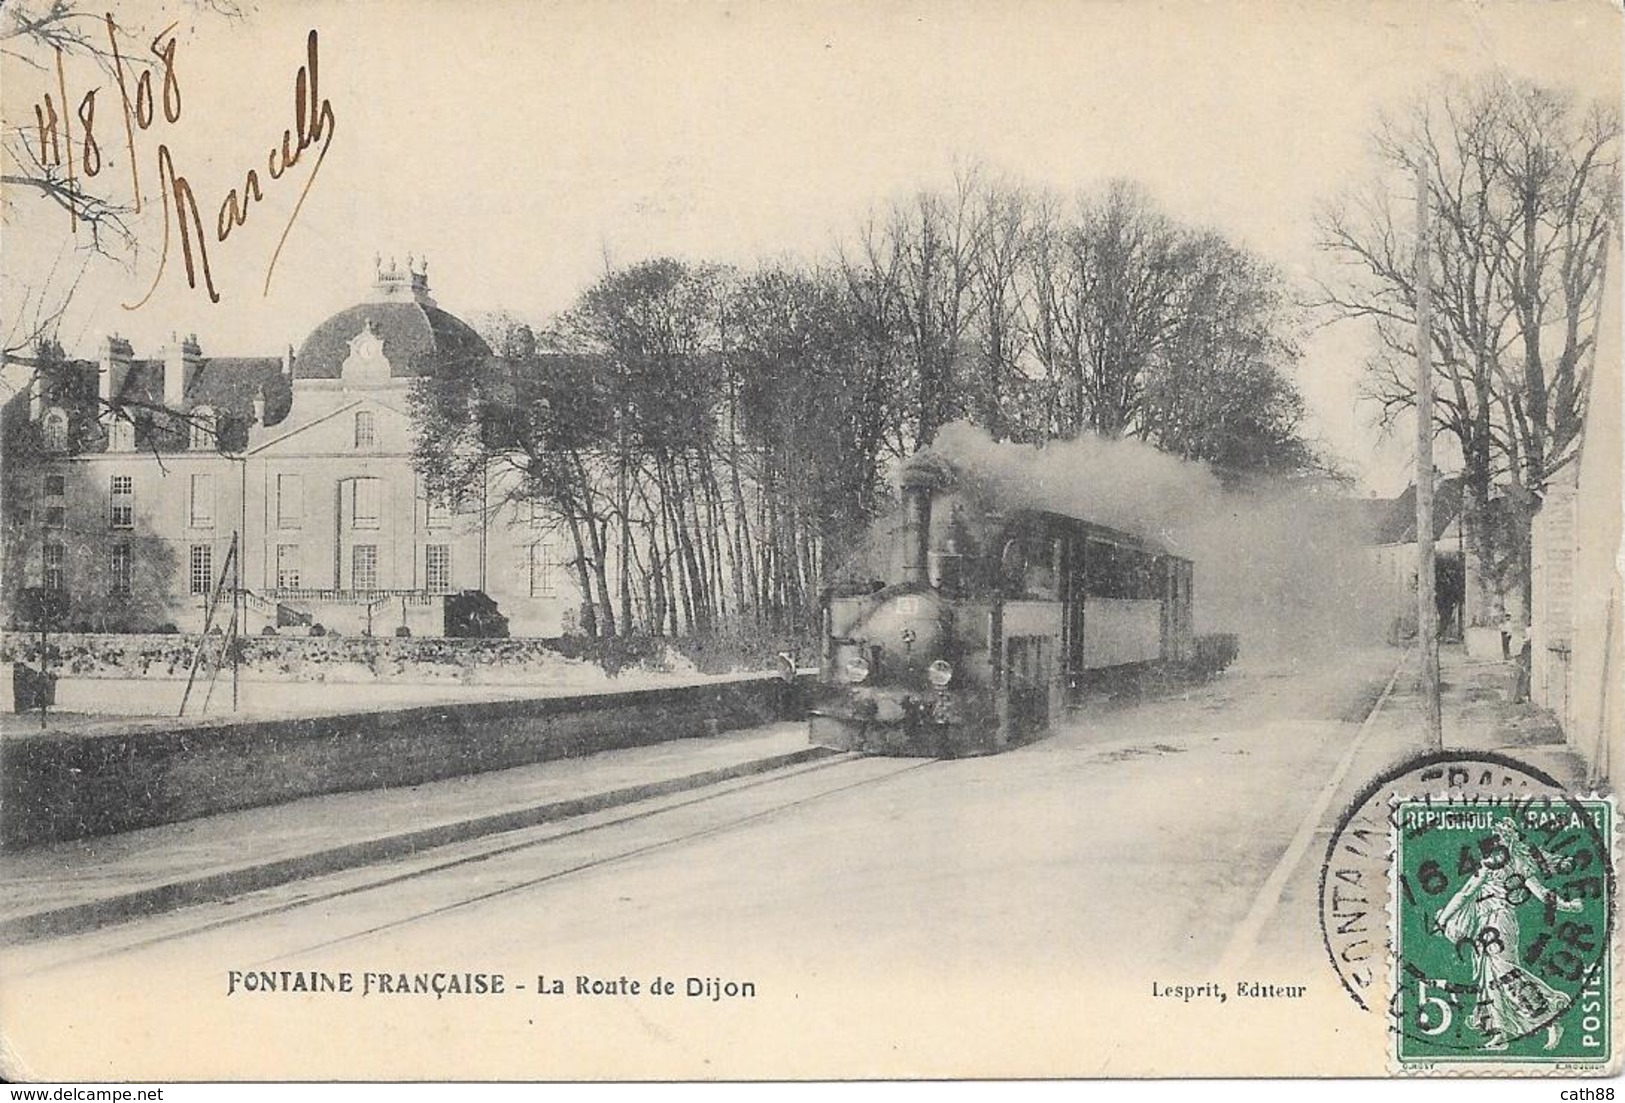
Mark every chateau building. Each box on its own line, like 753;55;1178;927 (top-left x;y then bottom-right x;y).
2;260;568;637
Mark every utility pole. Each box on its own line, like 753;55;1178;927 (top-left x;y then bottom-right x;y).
1415;161;1443;748
38;592;49;731
231;528;241;712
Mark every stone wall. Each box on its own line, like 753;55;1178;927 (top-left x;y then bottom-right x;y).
2;674;802;848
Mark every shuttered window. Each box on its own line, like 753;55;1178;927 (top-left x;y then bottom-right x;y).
353;478;381;529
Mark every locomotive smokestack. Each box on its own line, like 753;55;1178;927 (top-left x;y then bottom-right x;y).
899;455;948;586
901;483;931;585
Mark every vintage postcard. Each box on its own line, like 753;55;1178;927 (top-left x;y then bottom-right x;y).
0;0;1619;1083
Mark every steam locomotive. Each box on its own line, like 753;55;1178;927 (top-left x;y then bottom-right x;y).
810;452;1201;757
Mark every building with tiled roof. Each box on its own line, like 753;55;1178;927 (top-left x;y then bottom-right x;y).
1363;476;1469;643
3;259;571;638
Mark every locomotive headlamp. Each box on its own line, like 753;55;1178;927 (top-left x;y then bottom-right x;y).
842;653;872;684
927;659;954;688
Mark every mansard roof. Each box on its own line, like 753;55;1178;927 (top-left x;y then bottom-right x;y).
2;353;293;456
109;357;292;425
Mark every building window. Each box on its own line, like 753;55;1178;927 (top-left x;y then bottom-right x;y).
426;496;451;530
354;410;376;449
353;477;381;529
189;544;213;596
425;544;451;594
352;544;378;591
41;407;68;452
44;474;65;497
108;418;135;451
109;475;134;529
276;544;302;589
43;542;65;590
528;542;556;597
529;500;546;528
189;406;217;450
277;473;303;529
110;543;132;594
45;505;65;528
189;472;215;528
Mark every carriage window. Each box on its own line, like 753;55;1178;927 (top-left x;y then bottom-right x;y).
1000;539;1026;584
1000;536;1059;599
1084;540;1161;599
1034;539;1062;597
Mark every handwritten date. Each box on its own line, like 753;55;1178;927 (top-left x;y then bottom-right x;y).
28;16;337;305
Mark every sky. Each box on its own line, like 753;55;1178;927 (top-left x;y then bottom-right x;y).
3;0;1620;493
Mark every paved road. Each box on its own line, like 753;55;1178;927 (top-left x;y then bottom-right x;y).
3;646;1435;1080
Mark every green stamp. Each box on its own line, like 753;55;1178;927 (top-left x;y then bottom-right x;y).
1392;796;1613;1066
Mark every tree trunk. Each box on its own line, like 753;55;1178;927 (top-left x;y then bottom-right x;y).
655;475;689;636
617;456;634;636
700;453;731;625
563;511;598;639
725;417;751;621
588;517;617;639
676;455;711;633
646;520;668;638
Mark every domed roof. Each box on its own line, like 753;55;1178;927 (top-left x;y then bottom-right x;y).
293;260;490;380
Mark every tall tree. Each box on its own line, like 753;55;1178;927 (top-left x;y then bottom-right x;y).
1026;181;1185;437
552;259;730;635
965;177;1033;440
1140;232;1314;478
1018;181;1318;477
1316;73;1620;621
727;263;904;624
845;167;981;447
409;323;623;639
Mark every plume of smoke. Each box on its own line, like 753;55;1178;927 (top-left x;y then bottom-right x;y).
917;421;1388;660
927;422;1224;546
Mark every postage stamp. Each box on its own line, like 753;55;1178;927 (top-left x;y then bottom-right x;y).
1322;751;1593;1014
1390;795;1614;1070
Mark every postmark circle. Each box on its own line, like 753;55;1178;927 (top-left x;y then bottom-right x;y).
1317;750;1613;1061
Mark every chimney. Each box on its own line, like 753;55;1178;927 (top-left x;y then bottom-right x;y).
28;375;42;421
252;391;266;425
283;343;295;379
99;334;133;407
162;332;202;409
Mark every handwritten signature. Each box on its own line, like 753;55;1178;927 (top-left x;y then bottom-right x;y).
28;16;337;305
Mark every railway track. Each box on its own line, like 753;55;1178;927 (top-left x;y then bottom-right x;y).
3;751;933;980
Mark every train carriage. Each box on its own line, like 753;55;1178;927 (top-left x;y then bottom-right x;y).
810;452;1198;757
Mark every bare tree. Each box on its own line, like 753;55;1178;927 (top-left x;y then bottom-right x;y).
1143;233;1314;479
1316;73;1620;622
1026;181;1187;437
845;166;982;447
3;0;245;372
3;2;134;366
964;175;1033;440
